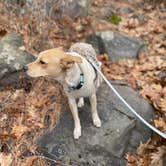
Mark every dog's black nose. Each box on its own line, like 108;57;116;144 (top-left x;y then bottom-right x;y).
22;65;28;71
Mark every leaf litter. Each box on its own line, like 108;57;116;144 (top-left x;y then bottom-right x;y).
0;0;166;165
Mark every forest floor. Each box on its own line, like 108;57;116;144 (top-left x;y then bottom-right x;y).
0;0;166;165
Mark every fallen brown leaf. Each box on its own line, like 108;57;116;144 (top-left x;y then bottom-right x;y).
0;153;13;166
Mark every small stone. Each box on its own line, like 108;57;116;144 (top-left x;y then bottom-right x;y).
75;25;84;32
157;71;166;79
130;14;148;24
19;46;26;51
157;71;166;84
118;6;134;14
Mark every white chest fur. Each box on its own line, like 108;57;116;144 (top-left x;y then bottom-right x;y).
64;52;96;98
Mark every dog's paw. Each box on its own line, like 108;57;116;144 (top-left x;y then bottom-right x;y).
74;128;81;139
77;102;84;108
93;115;101;128
77;98;84;108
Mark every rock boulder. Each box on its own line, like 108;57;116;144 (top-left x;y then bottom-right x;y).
4;0;90;19
87;31;146;62
38;81;155;166
0;33;35;89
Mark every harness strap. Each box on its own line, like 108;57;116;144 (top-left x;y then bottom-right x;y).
69;73;84;90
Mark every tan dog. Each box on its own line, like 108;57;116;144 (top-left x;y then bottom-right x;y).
26;43;101;139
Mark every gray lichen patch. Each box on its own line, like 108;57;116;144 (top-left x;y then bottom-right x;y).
1;68;8;74
14;63;22;70
6;54;16;64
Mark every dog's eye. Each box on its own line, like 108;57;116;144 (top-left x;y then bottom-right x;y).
39;60;46;65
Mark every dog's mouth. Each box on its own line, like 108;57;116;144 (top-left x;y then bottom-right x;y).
25;67;50;78
24;67;37;78
26;70;39;78
26;70;32;77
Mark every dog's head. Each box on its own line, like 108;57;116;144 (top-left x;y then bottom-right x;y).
26;48;82;77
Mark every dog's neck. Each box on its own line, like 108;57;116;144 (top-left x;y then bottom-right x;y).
55;63;82;90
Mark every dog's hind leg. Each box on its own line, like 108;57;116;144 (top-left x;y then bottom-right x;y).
77;97;84;108
68;98;82;139
89;94;101;127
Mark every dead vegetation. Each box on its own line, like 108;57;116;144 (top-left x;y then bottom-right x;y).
0;78;67;165
0;0;166;165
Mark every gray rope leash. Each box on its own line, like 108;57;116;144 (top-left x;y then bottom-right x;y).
89;59;166;139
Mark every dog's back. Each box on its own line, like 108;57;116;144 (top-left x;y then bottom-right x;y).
69;43;100;68
69;43;102;88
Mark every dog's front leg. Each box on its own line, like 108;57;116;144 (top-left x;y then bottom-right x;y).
77;97;84;108
89;94;101;127
68;98;81;139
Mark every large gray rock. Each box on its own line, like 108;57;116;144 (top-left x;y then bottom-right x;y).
4;0;90;19
86;31;146;62
38;81;155;165
105;81;156;153
47;0;90;19
0;33;35;89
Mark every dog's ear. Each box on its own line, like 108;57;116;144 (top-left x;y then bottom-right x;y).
60;55;82;69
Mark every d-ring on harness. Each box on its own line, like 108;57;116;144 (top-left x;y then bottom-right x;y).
88;58;166;139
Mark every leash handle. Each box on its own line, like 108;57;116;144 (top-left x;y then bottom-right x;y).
89;59;166;139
